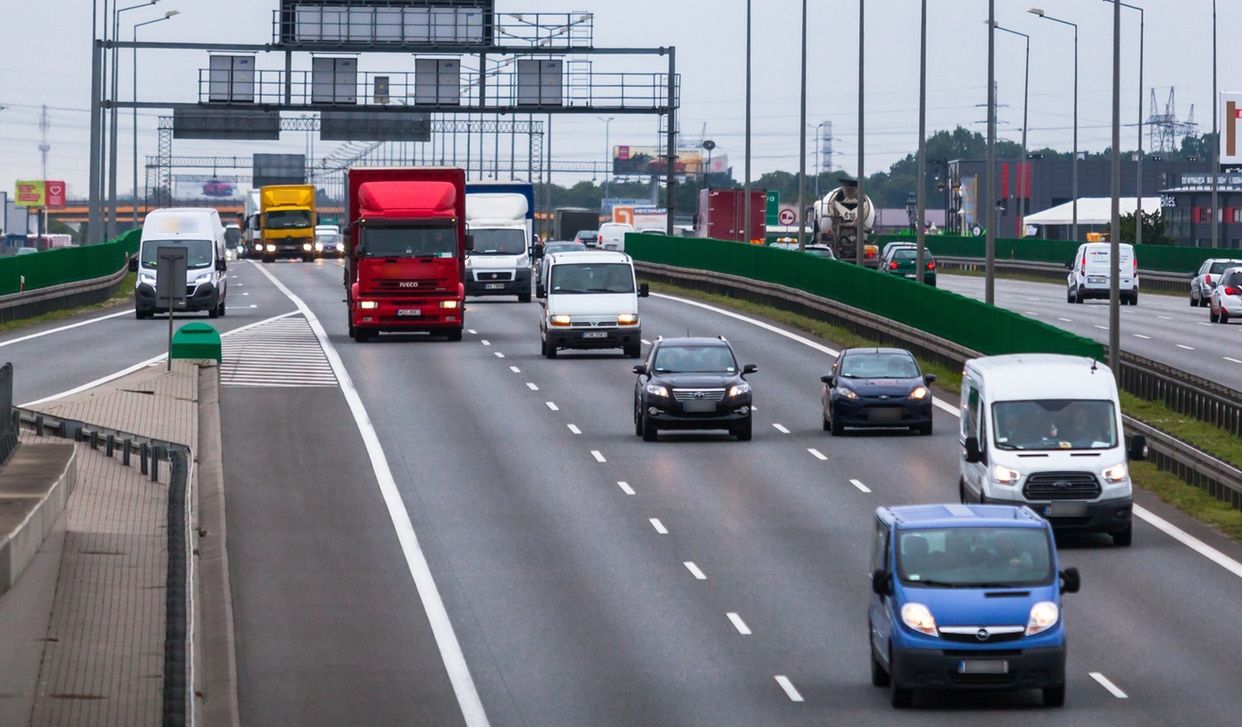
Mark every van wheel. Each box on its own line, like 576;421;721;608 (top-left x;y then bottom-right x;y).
543;340;558;359
870;647;891;687
518;292;532;304
1129;292;1139;306
208;303;220;319
218;299;227;318
1043;685;1066;707
958;479;968;504
1190;294;1198;307
623;342;642;359
352;328;372;343
1112;525;1132;547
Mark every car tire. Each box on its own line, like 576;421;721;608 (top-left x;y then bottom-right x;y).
1191;294;1200;307
624;342;642;359
734;417;753;441
445;328;463;342
916;421;933;436
1210;308;1220;323
634;400;644;437
831;414;845;437
890;684;913;709
1043;685;1066;707
641;415;658;442
1223;311;1231;325
352;328;372;343
1112;525;1132;547
545;340;558;359
870;647;891;688
1130;292;1139;306
207;301;220;319
1074;288;1084;304
218;299;227;317
822;412;831;432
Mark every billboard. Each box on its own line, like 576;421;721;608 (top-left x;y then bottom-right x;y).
1223;92;1242;167
44;181;66;209
613;146;704;177
14;181;45;208
612;206;666;229
280;1;494;46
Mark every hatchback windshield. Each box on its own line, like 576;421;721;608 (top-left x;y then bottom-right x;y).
549;263;634;294
361;224;457;258
653;346;737;374
266;210;312;229
544;243;587;255
992;399;1117;450
140;239;214;270
840;353;920;379
897;527;1053;588
470;229;527;255
893;249;920;260
317;233;343;246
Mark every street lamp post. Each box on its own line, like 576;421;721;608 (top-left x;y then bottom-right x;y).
1211;0;1219;249
599;116;614;202
985;0;996;304
797;0;808;250
916;0;927;282
1109;0;1122;372
134;11;178;227
111;1;159;236
1109;1;1144;245
856;0;865;266
743;0;753;243
993;23;1030;239
1030;8;1079;242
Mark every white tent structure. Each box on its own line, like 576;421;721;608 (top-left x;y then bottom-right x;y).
1023;197;1162;227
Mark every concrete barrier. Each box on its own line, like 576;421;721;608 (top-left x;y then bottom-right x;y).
0;444;76;597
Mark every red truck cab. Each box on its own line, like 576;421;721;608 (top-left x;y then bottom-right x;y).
344;167;468;342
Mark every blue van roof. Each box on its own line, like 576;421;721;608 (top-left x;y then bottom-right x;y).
879;504;1045;529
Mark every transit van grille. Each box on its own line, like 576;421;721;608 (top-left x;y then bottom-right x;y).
1023;472;1101;501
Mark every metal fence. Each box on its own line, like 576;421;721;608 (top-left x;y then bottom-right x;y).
0;363;16;466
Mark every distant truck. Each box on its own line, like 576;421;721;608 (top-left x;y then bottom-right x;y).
241;189;261;258
344;167;469;342
695;188;766;243
813;180;875;262
258;184;317;263
465;182;534;303
554;207;600;242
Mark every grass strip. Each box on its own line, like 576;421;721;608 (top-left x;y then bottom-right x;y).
0;273;135;335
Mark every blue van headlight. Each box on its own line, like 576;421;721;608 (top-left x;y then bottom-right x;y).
901;603;938;637
1025;601;1060;636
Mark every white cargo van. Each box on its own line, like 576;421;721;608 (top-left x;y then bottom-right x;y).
1066;242;1138;305
598;222;634;252
465;192;533;302
538;250;648;358
133;208;228;319
958;354;1146;546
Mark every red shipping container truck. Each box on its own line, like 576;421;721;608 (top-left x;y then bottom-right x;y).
696;188;767;243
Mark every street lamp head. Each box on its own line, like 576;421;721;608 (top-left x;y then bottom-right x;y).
164;9;179;17
1029;8;1046;17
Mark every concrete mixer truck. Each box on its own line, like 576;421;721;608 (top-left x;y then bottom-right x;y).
813;179;876;264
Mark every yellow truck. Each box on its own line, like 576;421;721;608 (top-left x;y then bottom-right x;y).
257;184;317;263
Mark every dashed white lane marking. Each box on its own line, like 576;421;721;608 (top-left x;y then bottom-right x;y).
526;382;539;391
807;448;828;461
1023;311;1038;317
467;329;478;335
546;402;559;411
1134;333;1152;340
649;518;668;535
1094;324;1109;330
494;352;505;358
1176;344;1195;351
1090;672;1128;699
684;562;707;580
617;481;636;495
774;675;804;703
0;309;131;349
1198;322;1212;327
248;304;258;309
773;423;791;434
481;339;491;346
590;450;606;463
849;479;872;494
242;291;250;296
509;366;521;373
1057;317;1073;323
1226;357;1242;364
567;424;581;435
1158;315;1172;320
641;338;651;345
727;612;752;635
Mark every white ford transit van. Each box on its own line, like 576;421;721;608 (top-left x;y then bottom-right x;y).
1067;242;1138;305
538;250;648;359
958;354;1146;546
134;208;228;319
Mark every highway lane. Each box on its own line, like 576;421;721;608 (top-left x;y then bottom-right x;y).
250;258;1242;724
938;273;1242;391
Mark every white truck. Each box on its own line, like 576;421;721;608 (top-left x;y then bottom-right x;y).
465;183;534;303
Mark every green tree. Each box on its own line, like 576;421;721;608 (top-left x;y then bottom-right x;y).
1119;210;1172;245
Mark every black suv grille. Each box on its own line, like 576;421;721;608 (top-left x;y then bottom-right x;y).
1023;472;1101;501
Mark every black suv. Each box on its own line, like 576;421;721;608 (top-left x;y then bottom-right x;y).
633;337;757;441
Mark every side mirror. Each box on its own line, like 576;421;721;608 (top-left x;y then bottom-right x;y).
465;234;475;252
964;437;983;464
924;374;937;385
127;257;138;273
216;259;227;272
1128;434;1148;462
1060;567;1081;594
632;364;648;376
638;283;650;298
742;364;758;375
871;569;892;597
820;374;834;384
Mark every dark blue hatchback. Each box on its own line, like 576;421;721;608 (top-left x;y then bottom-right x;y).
868;504;1080;708
821;348;935;435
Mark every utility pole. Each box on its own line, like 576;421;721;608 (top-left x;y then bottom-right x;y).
916;0;927;282
797;0;808;250
985;0;996;304
1109;0;1122;372
856;0;865;266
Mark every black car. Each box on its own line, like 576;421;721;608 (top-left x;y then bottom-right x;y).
821;348;934;435
633;337;757;441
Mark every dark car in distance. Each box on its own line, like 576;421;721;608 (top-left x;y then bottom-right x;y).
822;348;935;435
634;337;757;442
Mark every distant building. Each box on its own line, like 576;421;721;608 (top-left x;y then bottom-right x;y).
1160;174;1242;248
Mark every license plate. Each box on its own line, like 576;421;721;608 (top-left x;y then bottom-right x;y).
1047;501;1088;517
485;283;504;290
1088;276;1106;284
582;331;608;339
959;660;1008;675
905;274;916;279
396;309;422;317
868;408;903;423
683;400;716;413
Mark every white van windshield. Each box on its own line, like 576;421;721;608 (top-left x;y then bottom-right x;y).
140;239;214;270
549;263;635;294
992;399;1117;451
471;229;527;255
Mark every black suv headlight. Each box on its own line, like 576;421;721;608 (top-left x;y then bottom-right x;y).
727;382;750;398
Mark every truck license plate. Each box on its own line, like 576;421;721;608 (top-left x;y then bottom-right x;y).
582;331;608;339
485;283;504;290
397;309;421;317
959;660;1008;675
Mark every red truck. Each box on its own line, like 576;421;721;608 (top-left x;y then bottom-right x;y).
344;167;468;342
696;188;767;243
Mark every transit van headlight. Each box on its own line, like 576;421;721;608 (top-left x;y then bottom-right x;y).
838;386;859;400
909;386;929;400
617;313;639;326
646;383;669;398
900;603;938;637
1025;601;1060;636
1102;463;1129;484
139;273;156;285
549;314;572;327
359;301;379;310
728;382;751;398
440;300;460;310
254;244;264;252
992;464;1021;486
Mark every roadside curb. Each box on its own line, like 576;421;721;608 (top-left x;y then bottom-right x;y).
0;444;76;598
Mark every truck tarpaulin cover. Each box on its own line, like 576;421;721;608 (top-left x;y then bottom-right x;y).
359;182;458;219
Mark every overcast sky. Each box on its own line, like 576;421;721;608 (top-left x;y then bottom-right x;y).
0;0;1237;199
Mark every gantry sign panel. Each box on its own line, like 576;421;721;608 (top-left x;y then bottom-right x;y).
279;0;495;46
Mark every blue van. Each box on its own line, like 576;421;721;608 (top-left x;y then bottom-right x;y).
868;504;1080;708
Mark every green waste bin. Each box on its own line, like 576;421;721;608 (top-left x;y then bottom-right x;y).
170;322;222;362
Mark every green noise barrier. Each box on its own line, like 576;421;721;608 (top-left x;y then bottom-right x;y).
626;234;1105;361
0;228;140;296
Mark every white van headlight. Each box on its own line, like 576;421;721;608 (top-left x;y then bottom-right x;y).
1025;601;1059;636
1102;463;1129;484
194;273;212;284
900;603;938;637
618;313;639;326
992;464;1021;486
139;273;156;285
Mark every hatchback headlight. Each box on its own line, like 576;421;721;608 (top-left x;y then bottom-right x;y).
900;603;938;637
909;386;929;400
646;383;669;398
992;464;1021;486
618;313;639;326
838;386;859;400
728;382;751;398
1102;463;1129;484
1026;601;1060;636
549;314;572;327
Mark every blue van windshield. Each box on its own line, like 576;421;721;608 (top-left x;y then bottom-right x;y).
897;527;1053;588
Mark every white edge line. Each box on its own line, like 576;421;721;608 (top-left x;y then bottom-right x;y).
649;518;668;534
617;481;635;495
251;262;489;726
0;308;131;349
1089;672;1128;699
727;612;752;635
774;675;804;702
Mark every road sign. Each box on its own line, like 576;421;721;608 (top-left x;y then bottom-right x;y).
765;191;780;226
777;208;797;226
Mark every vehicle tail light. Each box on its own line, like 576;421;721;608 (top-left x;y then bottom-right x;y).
889;261;898;270
1206;274;1213;285
927;260;936;270
1225;287;1241;296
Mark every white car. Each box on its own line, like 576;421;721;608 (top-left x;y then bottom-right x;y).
1209;267;1242;324
1066;242;1138;305
1191;258;1242;307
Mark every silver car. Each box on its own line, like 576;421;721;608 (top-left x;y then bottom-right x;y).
1209;267;1242;324
1191;258;1242;307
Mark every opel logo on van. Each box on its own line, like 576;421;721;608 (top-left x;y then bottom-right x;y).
975;628;991;641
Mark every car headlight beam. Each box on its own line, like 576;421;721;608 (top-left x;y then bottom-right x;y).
839;387;859;400
1025;601;1059;636
646;383;669;398
1101;463;1128;484
909;386;929;400
992;464;1021;486
549;314;572;327
617;313;639;326
728;382;751;398
900;603;938;637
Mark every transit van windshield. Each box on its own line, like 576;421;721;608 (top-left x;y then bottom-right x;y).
470;229;527;255
549;263;635;294
361;224;457;258
992;399;1117;451
140;239;214;270
266;210;312;229
898;527;1053;588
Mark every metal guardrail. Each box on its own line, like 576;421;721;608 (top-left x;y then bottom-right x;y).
636;260;1242;511
937;255;1189;294
0;262;130;324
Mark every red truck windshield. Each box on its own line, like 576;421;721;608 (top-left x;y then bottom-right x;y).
362;224;457;258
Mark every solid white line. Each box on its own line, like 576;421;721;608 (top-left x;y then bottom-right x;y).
683;561;706;580
1176;344;1195;351
649;518;668;534
807;448;828;461
1023;311;1038;317
1133;333;1152;340
546;402;559;411
494;352;505;358
0;309;131;349
772;423;791;434
509;366;521;373
591;450;606;463
567;424;581;435
617;481;635;495
1225;357;1242;364
526;382;539;391
1198;322;1212;327
481;339;491;346
774;675;804;703
727;612;752;635
849;479;872;494
1089;672;1128;699
250;263;489;726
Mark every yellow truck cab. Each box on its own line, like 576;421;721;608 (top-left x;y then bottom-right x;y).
258;184;317;263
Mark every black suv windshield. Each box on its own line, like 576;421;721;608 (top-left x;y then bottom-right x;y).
266;210;311;229
653;345;737;374
140;239;214;270
840;352;920;379
898;527;1053;588
471;229;527;255
362;224;457;258
993;399;1117;451
549;263;634;294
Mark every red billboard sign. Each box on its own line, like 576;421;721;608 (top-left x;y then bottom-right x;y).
44;180;66;209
